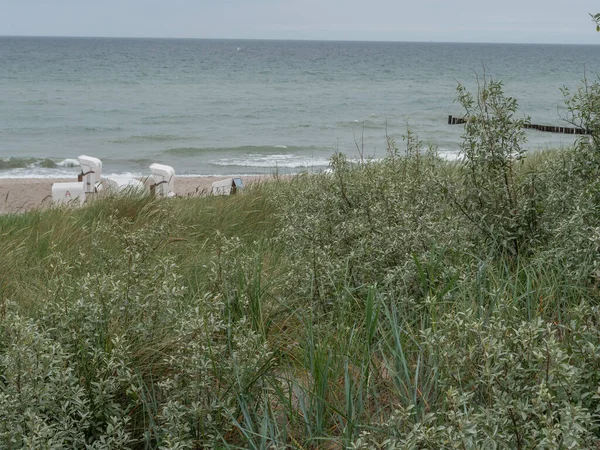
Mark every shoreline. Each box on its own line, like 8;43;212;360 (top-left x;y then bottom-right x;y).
0;175;274;215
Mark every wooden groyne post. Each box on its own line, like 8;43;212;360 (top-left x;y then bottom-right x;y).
447;115;590;135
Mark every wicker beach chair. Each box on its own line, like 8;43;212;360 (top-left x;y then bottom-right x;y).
51;154;103;205
211;178;244;196
149;163;176;198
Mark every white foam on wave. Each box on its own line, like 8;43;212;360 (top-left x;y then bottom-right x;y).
0;168;79;179
212;153;331;169
438;151;462;161
56;158;80;167
104;171;145;179
0;168;146;180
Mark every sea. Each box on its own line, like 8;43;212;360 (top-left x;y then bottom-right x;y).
1;36;599;178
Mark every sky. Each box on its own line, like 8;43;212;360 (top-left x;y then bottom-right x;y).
1;0;599;44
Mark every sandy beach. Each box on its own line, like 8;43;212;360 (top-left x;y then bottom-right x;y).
0;175;272;215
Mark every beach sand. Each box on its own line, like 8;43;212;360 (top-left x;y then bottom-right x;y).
0;175;273;215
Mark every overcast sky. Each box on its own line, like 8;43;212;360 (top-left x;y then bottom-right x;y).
1;0;599;44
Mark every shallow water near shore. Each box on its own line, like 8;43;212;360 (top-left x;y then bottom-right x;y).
1;37;599;178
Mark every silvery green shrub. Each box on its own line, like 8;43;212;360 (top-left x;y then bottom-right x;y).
269;132;463;307
454;77;545;257
562;76;600;150
560;77;600;233
2;217;278;448
351;307;597;449
0;312;134;448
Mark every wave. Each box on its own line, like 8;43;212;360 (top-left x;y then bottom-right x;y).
5;125;125;135
437;151;461;161
56;158;80;168
210;154;331;169
336;119;387;130
163;145;325;157
140;114;198;125
110;134;199;144
0;157;84;178
0;157;62;170
0;157;84;172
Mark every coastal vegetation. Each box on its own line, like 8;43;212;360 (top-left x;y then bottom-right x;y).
1;77;600;448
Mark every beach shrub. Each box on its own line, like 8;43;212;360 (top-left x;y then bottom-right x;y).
562;75;600;150
560;77;600;229
453;77;543;258
269;131;463;308
350;306;598;449
0;311;136;448
5;214;280;448
0;312;96;449
524;148;600;307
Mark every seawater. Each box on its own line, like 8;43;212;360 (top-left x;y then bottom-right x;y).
1;37;599;178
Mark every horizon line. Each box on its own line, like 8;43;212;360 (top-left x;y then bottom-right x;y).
1;34;599;46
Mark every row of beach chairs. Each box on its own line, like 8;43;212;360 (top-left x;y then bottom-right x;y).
51;155;244;206
51;156;175;206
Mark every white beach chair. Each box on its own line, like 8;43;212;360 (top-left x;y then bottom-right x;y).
51;154;103;206
51;182;86;206
106;176;147;195
149;163;175;198
77;155;103;194
211;178;244;196
79;155;146;196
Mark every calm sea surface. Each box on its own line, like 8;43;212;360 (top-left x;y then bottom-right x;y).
1;37;599;177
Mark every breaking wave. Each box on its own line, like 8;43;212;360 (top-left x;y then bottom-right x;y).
0;157;83;178
163;145;326;157
210;154;331;169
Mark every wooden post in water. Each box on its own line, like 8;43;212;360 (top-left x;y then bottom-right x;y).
447;115;589;135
